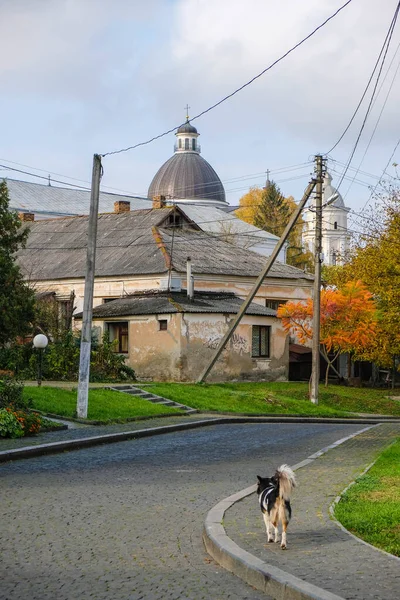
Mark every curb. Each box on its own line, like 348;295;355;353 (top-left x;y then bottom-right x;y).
203;425;379;600
0;417;391;463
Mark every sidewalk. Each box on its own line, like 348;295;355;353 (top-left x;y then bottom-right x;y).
211;422;400;600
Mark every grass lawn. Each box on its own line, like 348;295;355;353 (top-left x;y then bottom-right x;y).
334;437;400;557
145;381;400;417
24;386;181;422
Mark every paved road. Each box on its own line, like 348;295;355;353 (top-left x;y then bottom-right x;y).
0;422;367;600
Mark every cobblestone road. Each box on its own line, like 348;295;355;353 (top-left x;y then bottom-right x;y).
1;422;368;600
225;423;400;600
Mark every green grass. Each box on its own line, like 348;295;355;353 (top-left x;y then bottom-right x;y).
334;437;400;556
24;386;181;422
145;381;400;417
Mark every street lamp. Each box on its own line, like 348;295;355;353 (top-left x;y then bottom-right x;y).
33;334;48;387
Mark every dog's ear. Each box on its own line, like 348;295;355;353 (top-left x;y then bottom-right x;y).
257;475;262;483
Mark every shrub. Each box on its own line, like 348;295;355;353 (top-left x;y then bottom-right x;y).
10;409;43;436
90;333;136;382
0;408;24;438
0;331;136;383
0;377;31;410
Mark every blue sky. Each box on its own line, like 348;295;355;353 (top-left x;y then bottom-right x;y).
1;0;399;227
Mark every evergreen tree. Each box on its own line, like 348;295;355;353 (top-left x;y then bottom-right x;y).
0;180;35;345
236;181;313;271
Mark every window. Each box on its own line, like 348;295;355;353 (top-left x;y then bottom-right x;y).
192;138;196;150
166;213;183;228
178;139;182;149
334;221;338;230
107;322;128;353
265;299;286;311
103;298;119;303
185;138;189;150
252;325;271;358
159;319;168;331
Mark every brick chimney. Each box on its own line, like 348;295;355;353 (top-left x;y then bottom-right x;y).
152;195;166;209
114;200;130;213
19;212;35;222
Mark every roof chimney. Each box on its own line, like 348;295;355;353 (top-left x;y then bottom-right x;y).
19;212;35;222
153;195;166;209
114;200;130;213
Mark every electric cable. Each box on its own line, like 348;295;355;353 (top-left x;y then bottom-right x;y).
101;0;354;157
333;1;400;193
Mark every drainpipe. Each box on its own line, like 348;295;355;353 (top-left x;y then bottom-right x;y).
187;257;194;300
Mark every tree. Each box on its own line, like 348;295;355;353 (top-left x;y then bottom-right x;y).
322;189;400;372
0;181;35;345
236;182;313;270
277;281;378;386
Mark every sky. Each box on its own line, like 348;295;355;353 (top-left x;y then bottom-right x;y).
1;0;399;227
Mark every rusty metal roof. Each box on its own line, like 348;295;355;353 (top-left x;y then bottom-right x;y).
17;207;314;282
75;291;277;319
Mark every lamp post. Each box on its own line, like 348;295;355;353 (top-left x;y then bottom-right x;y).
33;334;48;386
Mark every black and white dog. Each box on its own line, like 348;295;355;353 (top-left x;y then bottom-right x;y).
257;464;296;549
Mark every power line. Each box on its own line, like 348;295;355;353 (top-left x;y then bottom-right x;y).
348;136;400;228
101;0;354;157
343;43;400;199
333;1;400;194
326;2;400;154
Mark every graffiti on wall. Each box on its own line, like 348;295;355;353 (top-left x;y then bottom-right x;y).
232;333;248;354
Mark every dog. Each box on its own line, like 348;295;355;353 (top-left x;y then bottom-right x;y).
256;464;296;549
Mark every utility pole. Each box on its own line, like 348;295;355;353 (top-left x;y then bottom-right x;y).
198;177;316;383
310;154;325;405
77;154;102;418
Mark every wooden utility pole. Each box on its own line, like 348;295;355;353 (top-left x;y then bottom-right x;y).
197;177;317;383
77;154;102;419
310;154;325;405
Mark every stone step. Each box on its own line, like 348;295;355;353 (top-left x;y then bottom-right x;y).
106;385;197;414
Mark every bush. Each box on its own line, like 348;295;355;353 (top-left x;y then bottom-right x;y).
0;408;24;438
0;331;136;383
90;333;136;382
0;377;31;410
11;409;43;436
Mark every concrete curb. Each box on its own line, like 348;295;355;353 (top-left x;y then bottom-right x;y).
0;416;390;463
203;424;379;600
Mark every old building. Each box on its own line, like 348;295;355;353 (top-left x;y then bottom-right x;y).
76;290;283;382
17;201;313;381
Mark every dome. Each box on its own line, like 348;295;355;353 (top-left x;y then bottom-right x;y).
323;172;345;208
176;121;198;134
148;152;226;205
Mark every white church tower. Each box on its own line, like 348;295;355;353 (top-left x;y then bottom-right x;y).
303;172;351;265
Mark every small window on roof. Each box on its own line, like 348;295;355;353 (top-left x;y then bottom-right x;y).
185;138;189;150
265;299;286;311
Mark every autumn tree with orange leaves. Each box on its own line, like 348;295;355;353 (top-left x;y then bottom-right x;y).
277;281;378;386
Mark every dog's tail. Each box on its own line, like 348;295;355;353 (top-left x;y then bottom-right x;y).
276;464;296;500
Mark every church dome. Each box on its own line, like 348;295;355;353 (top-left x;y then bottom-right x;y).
176;121;198;134
148;115;226;206
323;172;345;208
148;152;226;204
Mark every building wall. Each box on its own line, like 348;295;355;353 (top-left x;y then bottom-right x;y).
94;312;288;383
32;272;313;320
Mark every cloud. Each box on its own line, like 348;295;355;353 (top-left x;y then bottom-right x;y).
143;0;400;146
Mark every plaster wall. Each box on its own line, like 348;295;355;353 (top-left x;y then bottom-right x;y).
92;312;288;383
